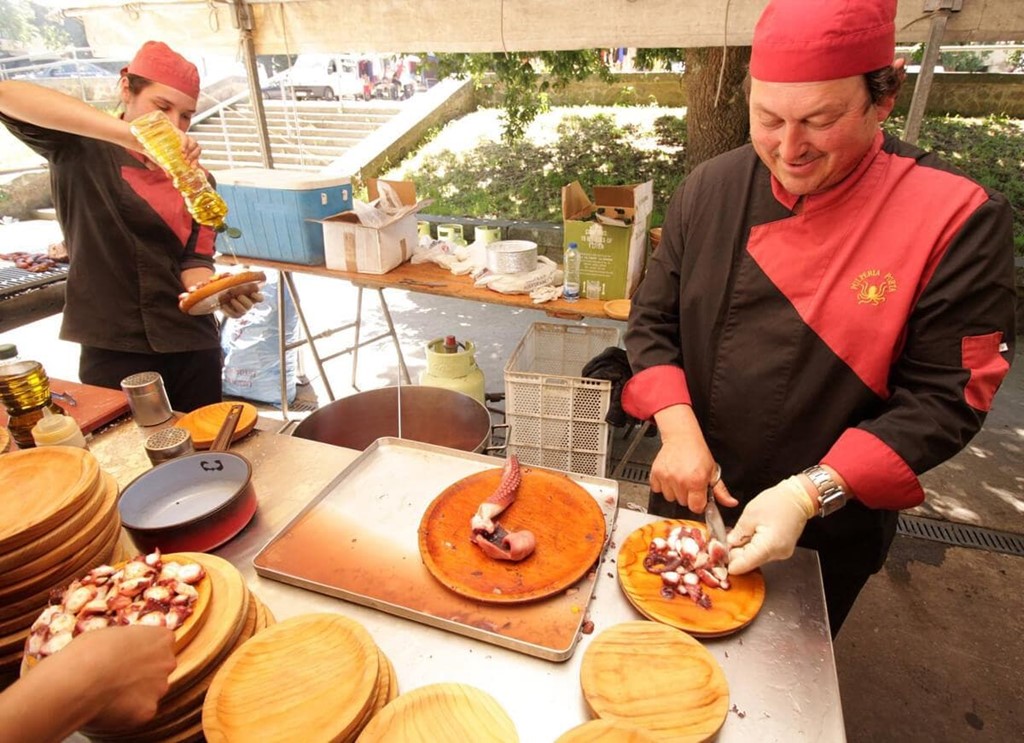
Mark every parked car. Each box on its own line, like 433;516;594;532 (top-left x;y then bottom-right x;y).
276;54;367;101
14;60;116;79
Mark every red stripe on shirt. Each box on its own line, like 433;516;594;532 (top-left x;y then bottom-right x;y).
824;427;923;509
121;165;194;247
622;365;691;420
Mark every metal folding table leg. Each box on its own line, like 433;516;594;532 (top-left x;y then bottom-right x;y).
350;287;411;390
610;420;652;480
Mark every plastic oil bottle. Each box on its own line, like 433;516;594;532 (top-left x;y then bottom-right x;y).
0;348;64;449
129;110;229;231
31;407;87;449
563;241;581;302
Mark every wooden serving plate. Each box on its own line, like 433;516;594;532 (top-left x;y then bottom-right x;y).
0;447;100;553
180;270;266;316
580;621;729;743
202;613;380;743
173;401;257;449
356;683;518;743
555;719;659;742
418;465;606;603
617;519;765;637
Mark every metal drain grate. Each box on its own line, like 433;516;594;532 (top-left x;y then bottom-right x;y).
613;461;651;485
897;515;1024;557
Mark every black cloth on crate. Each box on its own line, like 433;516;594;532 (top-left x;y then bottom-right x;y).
582;347;648;430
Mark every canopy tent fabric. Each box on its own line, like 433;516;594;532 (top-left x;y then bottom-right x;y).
37;0;1024;57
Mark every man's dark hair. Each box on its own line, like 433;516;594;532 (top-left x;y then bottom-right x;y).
125;73;153;96
864;64;904;105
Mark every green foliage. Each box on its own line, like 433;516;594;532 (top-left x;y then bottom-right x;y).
885;114;1024;255
632;49;687;72
431;51;613;141
0;0;35;43
1007;50;1024;73
394;112;685;227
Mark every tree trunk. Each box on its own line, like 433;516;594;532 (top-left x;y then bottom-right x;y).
685;46;752;173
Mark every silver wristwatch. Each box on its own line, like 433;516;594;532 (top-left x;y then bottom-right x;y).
802;465;847;517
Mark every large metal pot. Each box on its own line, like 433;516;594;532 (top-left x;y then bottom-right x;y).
292;386;495;453
118;450;257;553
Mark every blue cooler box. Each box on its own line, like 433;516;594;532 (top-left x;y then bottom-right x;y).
214;169;353;265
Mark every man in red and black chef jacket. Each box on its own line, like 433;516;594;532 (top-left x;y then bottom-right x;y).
622;0;1016;635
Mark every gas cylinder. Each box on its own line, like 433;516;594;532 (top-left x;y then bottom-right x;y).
418;335;486;404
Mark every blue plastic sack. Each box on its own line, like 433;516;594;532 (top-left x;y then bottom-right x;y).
221;280;299;405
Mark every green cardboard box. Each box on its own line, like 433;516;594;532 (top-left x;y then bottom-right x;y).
561;180;654;300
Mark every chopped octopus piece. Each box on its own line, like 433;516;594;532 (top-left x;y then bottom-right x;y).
469;455;536;562
643;524;731;609
24;554;207;662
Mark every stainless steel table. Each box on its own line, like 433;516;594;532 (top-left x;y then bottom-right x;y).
87;417;846;742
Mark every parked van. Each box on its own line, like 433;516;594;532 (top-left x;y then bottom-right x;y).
281;54;366;101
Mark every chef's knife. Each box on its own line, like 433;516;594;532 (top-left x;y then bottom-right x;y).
704;487;729;565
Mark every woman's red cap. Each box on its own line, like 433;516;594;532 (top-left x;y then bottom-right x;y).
750;0;897;83
121;41;199;101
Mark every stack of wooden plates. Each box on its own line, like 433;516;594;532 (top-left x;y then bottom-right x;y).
80;552;274;743
579;621;729;742
0;447;120;687
202;613;398;743
357;683;518;742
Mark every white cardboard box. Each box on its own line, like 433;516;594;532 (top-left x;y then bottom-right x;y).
321;180;429;274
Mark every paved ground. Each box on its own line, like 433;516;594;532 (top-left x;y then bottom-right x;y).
2;261;1021;742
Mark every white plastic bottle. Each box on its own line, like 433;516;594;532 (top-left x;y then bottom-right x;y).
563;241;581;302
30;407;88;449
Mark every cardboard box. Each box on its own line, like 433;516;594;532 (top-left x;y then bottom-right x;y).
321;180;430;274
215;169;352;266
561;180;654;300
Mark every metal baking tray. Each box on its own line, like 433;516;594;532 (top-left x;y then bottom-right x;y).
253;437;619;661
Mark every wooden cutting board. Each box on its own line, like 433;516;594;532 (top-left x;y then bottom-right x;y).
202;613;380;743
356;683;519;743
580;621;729;743
0;447;100;552
555;719;659;742
617;519;765;637
0;379;131;435
174;401;257;449
418;465;606;603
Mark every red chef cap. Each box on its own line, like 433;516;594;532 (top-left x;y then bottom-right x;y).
750;0;897;83
121;41;200;101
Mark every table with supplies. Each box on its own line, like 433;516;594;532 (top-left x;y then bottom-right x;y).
47;415;847;742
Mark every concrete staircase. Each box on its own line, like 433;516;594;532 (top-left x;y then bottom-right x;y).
191;99;405;173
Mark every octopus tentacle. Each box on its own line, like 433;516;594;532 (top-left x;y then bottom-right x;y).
470;455;535;561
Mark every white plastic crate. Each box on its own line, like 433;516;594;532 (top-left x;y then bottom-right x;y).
504;322;621;476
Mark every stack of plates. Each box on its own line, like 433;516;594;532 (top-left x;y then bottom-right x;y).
579;621;729;742
79;552;274;743
0;447;121;687
202;613;398;742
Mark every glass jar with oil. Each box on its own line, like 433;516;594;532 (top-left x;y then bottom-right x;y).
0;358;64;449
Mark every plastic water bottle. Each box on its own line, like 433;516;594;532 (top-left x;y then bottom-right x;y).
563;242;581;302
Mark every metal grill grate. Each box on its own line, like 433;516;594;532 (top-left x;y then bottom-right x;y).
614;461;651;485
0;265;69;299
897;515;1024;557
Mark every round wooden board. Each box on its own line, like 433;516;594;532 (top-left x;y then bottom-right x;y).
0;469;108;575
0;426;9;454
419;465;606;603
356;683;518;743
0;447;100;552
0;472;116;589
202;613;380;743
173;402;257;449
617;519;765;637
166;552;248;694
180;271;266;316
555;719;660;742
580;621;729;743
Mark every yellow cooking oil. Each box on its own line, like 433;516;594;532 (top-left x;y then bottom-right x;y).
130;110;229;231
0;360;63;449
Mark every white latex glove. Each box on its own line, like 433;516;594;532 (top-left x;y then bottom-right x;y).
220;290;265;319
726;476;817;575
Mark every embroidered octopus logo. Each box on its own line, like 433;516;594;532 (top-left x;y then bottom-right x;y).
851;270;897;306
